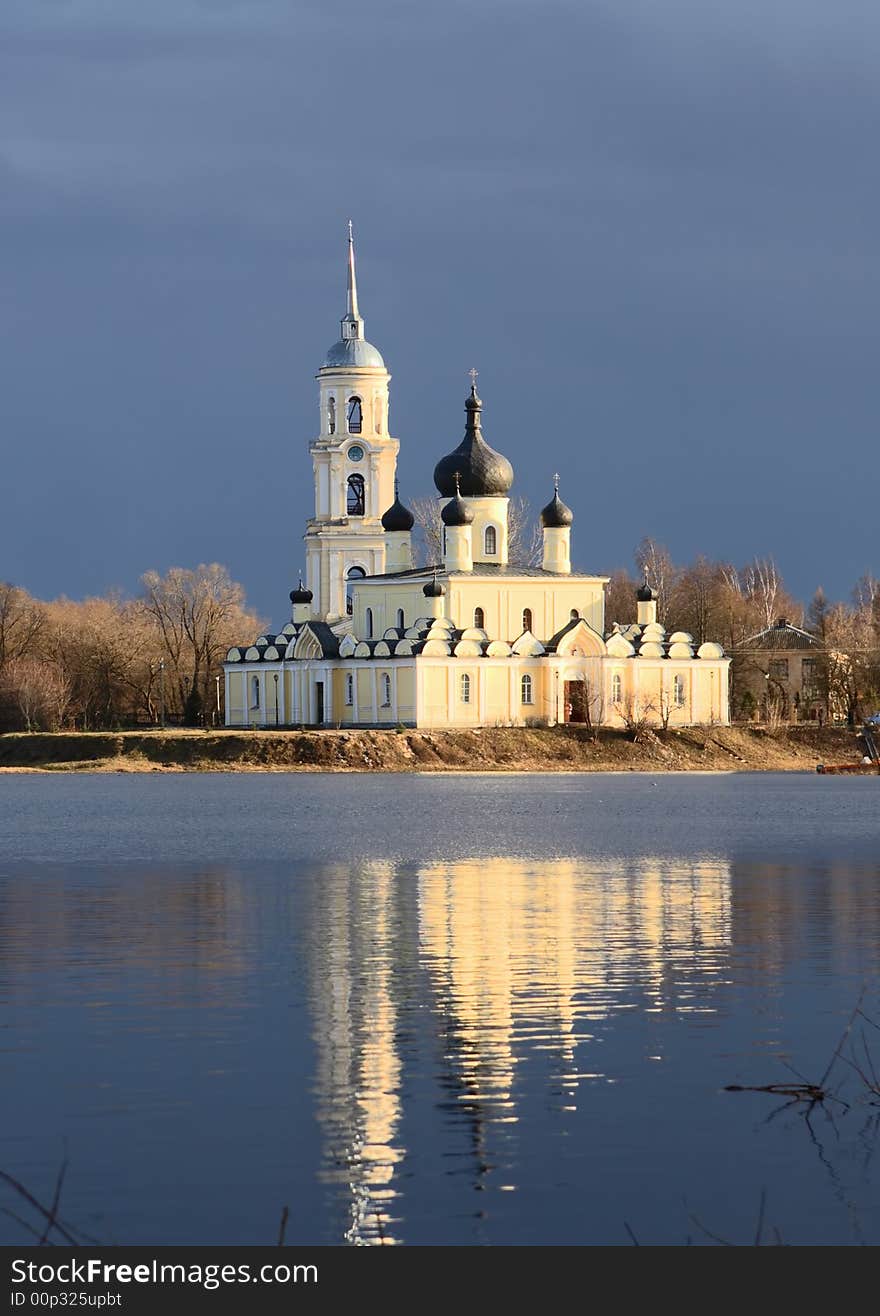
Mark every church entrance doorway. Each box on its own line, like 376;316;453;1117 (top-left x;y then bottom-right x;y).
315;681;324;725
564;680;587;724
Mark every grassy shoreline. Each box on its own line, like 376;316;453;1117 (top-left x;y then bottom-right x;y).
0;725;863;774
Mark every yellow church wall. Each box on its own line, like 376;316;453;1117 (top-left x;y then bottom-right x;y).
352;583;427;638
447;578;605;642
227;672;246;725
604;661;730;728
397;666;416;721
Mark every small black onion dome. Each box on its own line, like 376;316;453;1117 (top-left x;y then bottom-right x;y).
433;385;514;497
423;577;446;598
290;580;313;605
636;580;656;603
540;488;573;528
441;492;475;526
381;490;414;532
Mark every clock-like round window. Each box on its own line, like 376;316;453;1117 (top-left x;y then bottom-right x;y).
347;445;364;462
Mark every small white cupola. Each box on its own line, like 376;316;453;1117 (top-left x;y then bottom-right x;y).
540;474;573;574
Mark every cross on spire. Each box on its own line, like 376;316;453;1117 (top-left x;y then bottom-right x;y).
553;472;560;493
468;367;478;392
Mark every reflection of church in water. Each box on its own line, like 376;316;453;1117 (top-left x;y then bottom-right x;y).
304;855;732;1245
225;228;730;729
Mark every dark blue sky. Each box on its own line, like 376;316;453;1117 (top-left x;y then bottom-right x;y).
2;1;877;624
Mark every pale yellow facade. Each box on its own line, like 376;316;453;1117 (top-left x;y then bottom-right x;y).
225;231;731;730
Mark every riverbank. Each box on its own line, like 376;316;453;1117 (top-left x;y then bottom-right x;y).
0;725;863;773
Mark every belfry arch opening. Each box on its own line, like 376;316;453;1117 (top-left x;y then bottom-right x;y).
347;396;362;434
345;565;365;616
347;474;365;516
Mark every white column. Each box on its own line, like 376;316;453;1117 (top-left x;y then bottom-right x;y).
478;666;487;725
352;668;359;724
391;666;399;722
371;668;378;723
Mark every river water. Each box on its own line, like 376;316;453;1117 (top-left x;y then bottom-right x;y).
1;771;879;1246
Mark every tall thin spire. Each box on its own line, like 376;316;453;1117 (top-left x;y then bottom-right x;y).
346;219;360;325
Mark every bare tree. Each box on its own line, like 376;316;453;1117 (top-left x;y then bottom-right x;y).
0;583;45;668
141;564;260;718
508;496;542;567
743;557;784;631
409;497;443;567
634;538;676;623
0;657;71;731
613;692;657;743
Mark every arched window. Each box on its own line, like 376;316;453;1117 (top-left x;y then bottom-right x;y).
473;607;484;629
347;396;362;433
347;474;365;516
460;673;471;704
522;608;533;634
570;609;580;620
365;607;373;639
381;673;392;707
345;673;354;706
345;565;365;616
674;674;686;707
396;608;404;630
521;674;533;705
327;396;336;435
612;673;622;705
484;525;497;555
251;676;260;708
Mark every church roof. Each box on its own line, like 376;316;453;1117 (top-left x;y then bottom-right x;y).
322;338;385;369
360;563;604;581
737;620;822;651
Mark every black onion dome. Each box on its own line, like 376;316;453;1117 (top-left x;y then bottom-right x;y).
540;488;573;528
290;579;313;604
381;489;415;532
441;492;474;526
636;580;656;603
423;577;446;598
433;386;514;497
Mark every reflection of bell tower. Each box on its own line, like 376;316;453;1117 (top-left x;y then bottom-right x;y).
305;224;400;624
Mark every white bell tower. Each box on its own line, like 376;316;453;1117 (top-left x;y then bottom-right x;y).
305;224;400;624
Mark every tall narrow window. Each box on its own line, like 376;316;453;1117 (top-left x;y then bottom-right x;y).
484;525;497;555
521;674;533;705
473;607;484;629
327;396;336;435
347;474;365;516
381;674;392;707
612;673;622;704
396;608;404;630
345;673;354;706
251;676;260;708
522;607;533;634
460;673;471;704
347;396;362;433
674;674;685;707
345;565;365;616
365;608;373;639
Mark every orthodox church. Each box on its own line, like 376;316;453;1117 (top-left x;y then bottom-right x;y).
224;230;729;729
